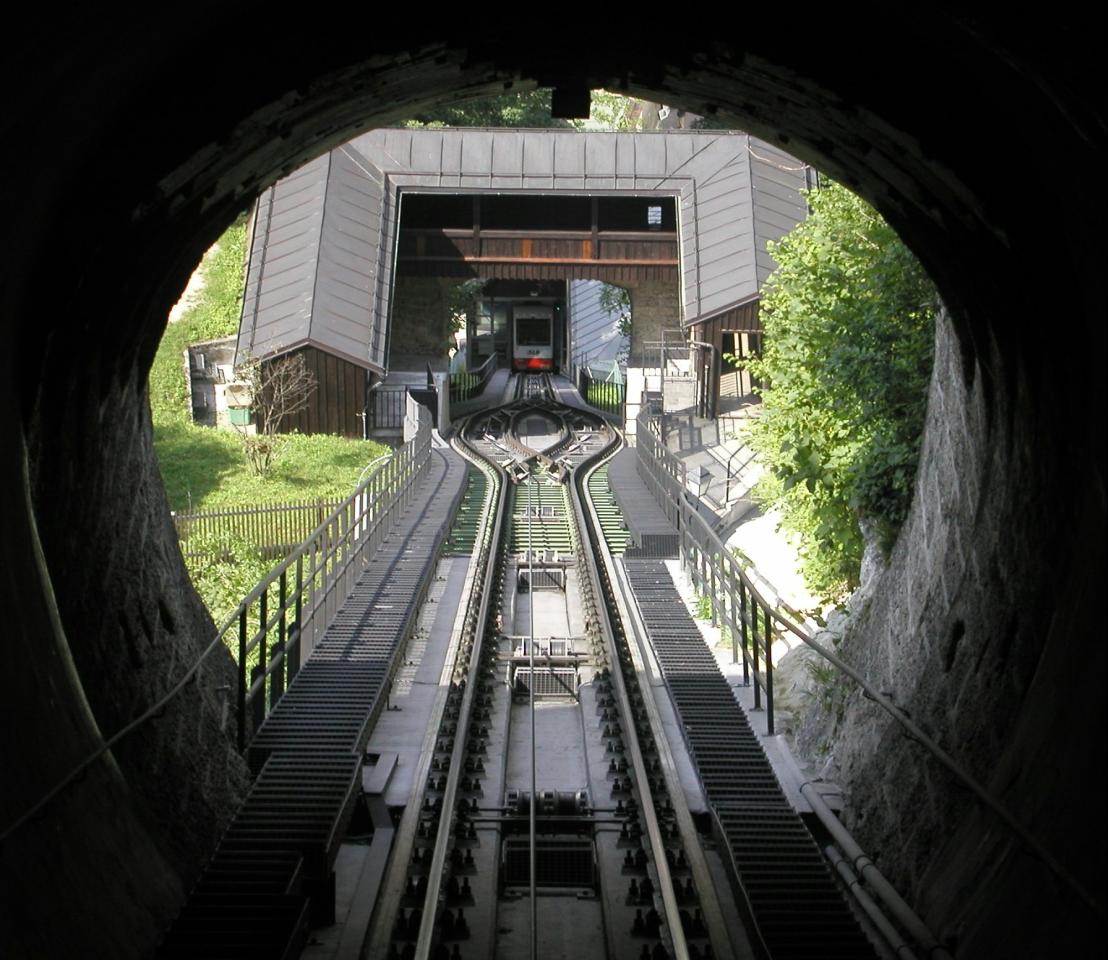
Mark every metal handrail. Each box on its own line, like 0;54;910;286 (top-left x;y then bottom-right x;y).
634;409;1106;921
576;365;625;420
688;338;719;419
449;353;497;404
723;444;756;503
226;411;433;749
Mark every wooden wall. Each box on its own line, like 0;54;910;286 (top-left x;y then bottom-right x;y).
264;346;368;438
689;299;763;403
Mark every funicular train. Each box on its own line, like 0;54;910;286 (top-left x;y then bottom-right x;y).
512;305;555;371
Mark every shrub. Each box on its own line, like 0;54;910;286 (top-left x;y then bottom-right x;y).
739;182;936;601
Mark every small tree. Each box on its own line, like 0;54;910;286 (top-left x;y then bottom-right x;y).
234;353;317;476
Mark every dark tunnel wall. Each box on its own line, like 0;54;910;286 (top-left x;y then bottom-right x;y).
0;10;1103;957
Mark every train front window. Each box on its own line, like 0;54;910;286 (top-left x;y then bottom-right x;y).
516;318;551;346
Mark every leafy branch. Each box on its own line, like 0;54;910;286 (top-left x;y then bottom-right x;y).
731;181;936;601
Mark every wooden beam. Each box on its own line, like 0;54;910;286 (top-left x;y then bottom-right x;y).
398;254;679;266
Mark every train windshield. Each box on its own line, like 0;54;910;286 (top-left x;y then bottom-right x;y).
516;317;551;346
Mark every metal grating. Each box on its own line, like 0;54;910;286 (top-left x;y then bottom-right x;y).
158;449;468;959
513;667;578;698
623;558;877;960
502;838;595;888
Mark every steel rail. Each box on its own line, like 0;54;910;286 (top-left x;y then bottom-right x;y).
395;385;739;958
411;429;511;960
606;564;765;960
360;438;501;960
567;424;693;960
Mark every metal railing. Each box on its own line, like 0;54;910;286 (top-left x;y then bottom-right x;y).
449;353;496;404
576;365;625;419
633;409;1105;921
174;498;345;560
368;385;408;431
221;410;432;750
636;410;780;731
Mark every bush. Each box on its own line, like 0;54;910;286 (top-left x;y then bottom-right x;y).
182;531;272;640
740;182;936;601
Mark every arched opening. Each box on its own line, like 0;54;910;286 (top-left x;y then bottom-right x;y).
1;15;1102;958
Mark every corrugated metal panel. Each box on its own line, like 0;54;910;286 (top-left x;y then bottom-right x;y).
491;129;525;188
310;143;386;373
679;137;755;320
569;279;627;367
240;129;809;378
237;154;329;364
749;141;810;287
460;131;494;180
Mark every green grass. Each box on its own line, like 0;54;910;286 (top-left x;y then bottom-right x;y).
156;422;389;513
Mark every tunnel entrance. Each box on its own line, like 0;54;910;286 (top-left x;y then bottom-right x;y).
2;16;1103;960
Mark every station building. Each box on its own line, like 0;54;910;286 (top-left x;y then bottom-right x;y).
234;127;812;437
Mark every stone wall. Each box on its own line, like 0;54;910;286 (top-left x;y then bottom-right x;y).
3;371;249;958
627;277;681;365
390;276;462;366
0;15;1101;960
794;310;1105;955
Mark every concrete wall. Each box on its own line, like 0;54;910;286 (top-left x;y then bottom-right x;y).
795;310;1105;955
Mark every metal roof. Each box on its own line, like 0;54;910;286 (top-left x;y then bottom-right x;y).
238;129;809;372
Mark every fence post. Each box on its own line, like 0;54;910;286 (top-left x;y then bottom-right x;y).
273;571;287;706
739;579;750;687
251;662;265;740
287;621;301;684
764;606;774;735
237;609;247;750
751;597;762;712
710;552;719;626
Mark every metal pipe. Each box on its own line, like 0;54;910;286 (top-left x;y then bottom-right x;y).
800;782;953;960
824;844;920;960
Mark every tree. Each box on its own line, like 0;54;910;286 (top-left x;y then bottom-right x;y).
403;88;665;132
404;90;573;129
737;182;936;601
233;352;318;476
598;282;632;367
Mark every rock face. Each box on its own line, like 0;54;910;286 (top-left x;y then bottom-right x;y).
27;379;250;878
2;369;250;958
799;311;1105;955
0;13;1101;960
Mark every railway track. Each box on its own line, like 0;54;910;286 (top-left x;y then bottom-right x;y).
363;374;743;960
163;372;881;960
